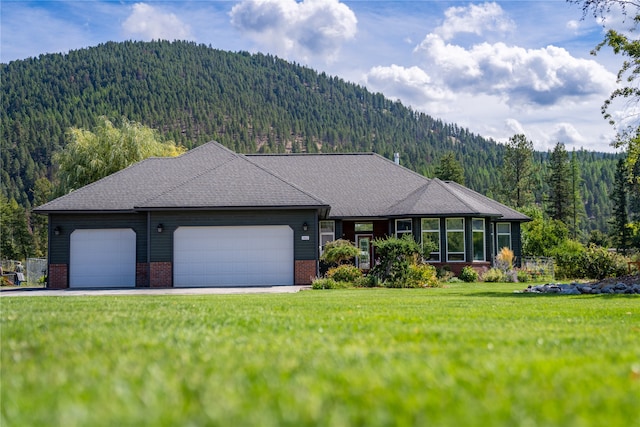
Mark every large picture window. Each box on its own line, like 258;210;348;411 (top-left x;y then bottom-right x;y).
472;218;485;261
395;219;412;238
496;223;511;251
446;218;465;262
421;218;440;261
319;220;335;254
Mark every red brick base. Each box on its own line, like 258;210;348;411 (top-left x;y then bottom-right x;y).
295;260;317;285
48;264;68;289
430;262;490;277
136;263;149;287
150;262;172;287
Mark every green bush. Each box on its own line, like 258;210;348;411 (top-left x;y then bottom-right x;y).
482;268;506;282
551;240;586;279
580;244;628;280
353;275;377;288
459;266;479;282
405;264;440;288
517;270;531;283
370;235;421;286
311;278;349;290
327;265;363;282
320;239;359;265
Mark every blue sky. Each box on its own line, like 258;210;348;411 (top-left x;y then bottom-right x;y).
1;0;632;152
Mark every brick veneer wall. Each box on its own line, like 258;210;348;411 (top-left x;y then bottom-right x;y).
295;260;317;285
48;264;68;289
136;263;149;287
150;262;172;287
430;262;490;276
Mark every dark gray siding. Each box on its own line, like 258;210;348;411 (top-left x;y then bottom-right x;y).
511;222;523;265
149;209;317;262
48;213;148;264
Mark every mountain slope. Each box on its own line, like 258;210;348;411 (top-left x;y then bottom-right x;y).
1;40;619;233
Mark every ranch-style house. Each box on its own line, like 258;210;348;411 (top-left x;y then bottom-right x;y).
35;142;530;288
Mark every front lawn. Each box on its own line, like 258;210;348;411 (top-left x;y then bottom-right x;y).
1;283;638;426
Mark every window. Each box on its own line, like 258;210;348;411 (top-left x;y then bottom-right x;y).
472;218;485;261
446;218;465;262
354;222;373;233
319;221;335;254
395;219;412;238
496;223;511;251
421;218;440;261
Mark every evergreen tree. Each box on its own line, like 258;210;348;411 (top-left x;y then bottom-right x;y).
545;143;571;224
500;134;535;208
610;157;630;253
569;149;587;240
434;152;465;185
0;196;33;260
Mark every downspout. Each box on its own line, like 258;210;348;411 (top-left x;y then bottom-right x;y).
46;215;51;289
315;209;319;278
147;211;151;287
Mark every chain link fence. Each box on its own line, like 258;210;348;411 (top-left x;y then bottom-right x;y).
1;258;47;287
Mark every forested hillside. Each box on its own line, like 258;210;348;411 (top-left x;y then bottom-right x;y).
1;40;619;233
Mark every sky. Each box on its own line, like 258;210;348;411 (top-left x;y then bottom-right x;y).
1;0;635;153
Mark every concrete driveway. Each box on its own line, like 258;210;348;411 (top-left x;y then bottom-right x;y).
0;286;310;297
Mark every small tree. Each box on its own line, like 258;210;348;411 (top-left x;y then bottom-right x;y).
370;235;430;286
320;239;359;266
435;152;465;185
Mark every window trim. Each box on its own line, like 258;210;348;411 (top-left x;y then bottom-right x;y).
421;218;441;262
319;220;335;255
395;218;413;238
496;222;512;252
472;218;485;262
446;217;465;262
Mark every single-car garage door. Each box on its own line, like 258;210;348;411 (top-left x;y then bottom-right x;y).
174;226;294;287
70;229;136;288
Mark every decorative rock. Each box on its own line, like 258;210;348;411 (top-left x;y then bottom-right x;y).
520;276;640;295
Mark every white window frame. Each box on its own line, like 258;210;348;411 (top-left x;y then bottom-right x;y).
446;218;465;262
496;222;512;252
319;220;335;255
472;218;485;262
421;218;441;262
395;218;413;238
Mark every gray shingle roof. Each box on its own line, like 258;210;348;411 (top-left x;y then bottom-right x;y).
36;141;530;221
35;142;328;212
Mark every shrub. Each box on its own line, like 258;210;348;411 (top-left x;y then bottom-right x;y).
551;239;586;279
482;268;506;282
495;247;515;271
580;244;628;280
321;239;359;265
311;278;349;290
405;264;439;288
437;265;455;281
516;270;531;283
353;275;377;288
327;265;363;283
459;266;479;283
370;235;422;286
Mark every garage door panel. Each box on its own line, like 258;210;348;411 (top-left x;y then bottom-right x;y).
174;226;294;287
70;229;136;288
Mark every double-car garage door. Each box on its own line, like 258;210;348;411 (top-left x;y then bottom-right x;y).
69;226;294;288
174;226;294;287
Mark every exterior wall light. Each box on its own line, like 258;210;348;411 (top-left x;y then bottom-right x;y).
302;222;309;231
54;226;61;236
157;224;164;233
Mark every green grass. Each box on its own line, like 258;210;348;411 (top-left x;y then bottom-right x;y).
2;283;639;427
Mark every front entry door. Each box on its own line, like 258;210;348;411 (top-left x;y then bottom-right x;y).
356;235;373;270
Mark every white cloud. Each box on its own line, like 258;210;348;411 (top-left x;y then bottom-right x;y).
364;64;454;109
415;36;616;107
122;3;192;41
230;0;357;62
434;2;514;41
552;122;585;145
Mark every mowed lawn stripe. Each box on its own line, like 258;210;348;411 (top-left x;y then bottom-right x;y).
2;284;638;427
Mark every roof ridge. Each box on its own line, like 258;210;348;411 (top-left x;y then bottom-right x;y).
434;178;497;215
241;154;330;206
34;156;167;211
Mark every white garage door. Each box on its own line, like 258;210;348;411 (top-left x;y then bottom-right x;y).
70;229;136;288
174;226;294;287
